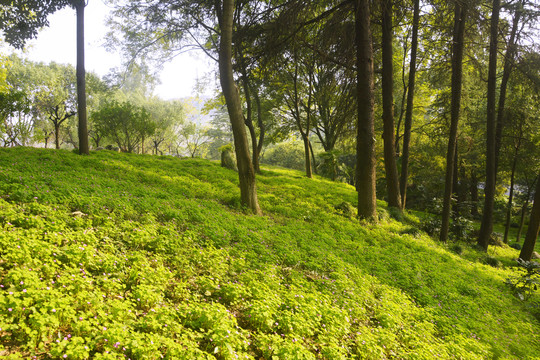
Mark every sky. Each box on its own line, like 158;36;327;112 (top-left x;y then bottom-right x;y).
12;0;216;100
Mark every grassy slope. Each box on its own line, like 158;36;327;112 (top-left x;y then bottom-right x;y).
0;147;538;360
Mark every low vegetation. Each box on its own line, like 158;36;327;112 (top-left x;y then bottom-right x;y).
0;148;539;359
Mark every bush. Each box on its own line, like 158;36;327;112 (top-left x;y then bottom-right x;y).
334;201;356;218
505;259;540;300
510;243;522;250
484;256;501;268
422;218;441;236
450;244;463;255
450;216;474;241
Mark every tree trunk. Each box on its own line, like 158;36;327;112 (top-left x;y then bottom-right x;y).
470;170;479;217
478;0;501;251
302;134;312;178
519;173;540;260
75;0;89;155
440;2;467;242
400;0;420;209
55;123;60;149
218;0;261;215
503;146;518;243
308;140;317;175
381;0;402;209
517;200;529;243
495;2;521;173
355;0;377;221
240;70;260;173
517;177;536;242
452;144;460;218
253;88;265;173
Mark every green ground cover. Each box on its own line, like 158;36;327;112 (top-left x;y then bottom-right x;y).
0;147;538;359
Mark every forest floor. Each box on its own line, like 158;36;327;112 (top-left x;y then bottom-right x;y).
0;147;539;359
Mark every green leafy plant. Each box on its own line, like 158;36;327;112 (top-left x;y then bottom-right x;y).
506;258;540;301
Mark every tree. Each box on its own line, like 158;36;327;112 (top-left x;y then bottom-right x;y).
399;0;420;209
519;170;540;261
91;100;154;153
381;0;402;209
478;0;501;251
0;90;33;147
440;1;468;243
109;0;262;214
218;0;262;214
272;55;316;179
355;0;377;221
35;63;77;149
178;122;210;158
1;0;90;154
147;99;184;155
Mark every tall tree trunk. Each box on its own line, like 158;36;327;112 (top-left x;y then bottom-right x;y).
519;173;540;260
457;159;467;216
440;2;467;242
517;177;537;242
308;140;317;175
240;65;260;173
75;0;89;155
253;88;265;173
355;0;377;221
470;170;479;217
302;135;312;178
495;2;521;173
517;200;529;243
452;144;460;218
399;0;420;209
478;0;501;251
503;144;519;243
218;0;261;215
381;0;402;209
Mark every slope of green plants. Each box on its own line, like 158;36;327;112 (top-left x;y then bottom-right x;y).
0;147;538;360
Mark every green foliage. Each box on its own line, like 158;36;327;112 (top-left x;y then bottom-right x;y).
91;100;154;153
317;151;355;184
0;148;538;359
262;141;305;171
506;259;540;301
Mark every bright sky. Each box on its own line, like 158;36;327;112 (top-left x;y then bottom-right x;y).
16;0;216;100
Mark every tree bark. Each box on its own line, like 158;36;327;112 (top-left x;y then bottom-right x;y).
452;144;459;217
355;0;377;221
470;170;479;217
440;2;467;242
75;0;89;155
517;200;529;243
478;0;501;251
239;59;261;173
503;143;518;243
253;87;265;173
495;1;521;173
519;173;540;260
399;0;420;209
218;0;261;215
381;0;402;209
517;177;537;242
55;124;60;149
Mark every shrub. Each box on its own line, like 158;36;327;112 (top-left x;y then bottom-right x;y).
450;244;463;255
509;243;522;250
505;259;540;301
422;218;441;236
484;256;501;268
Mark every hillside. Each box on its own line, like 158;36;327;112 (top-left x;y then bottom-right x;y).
0;148;538;360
